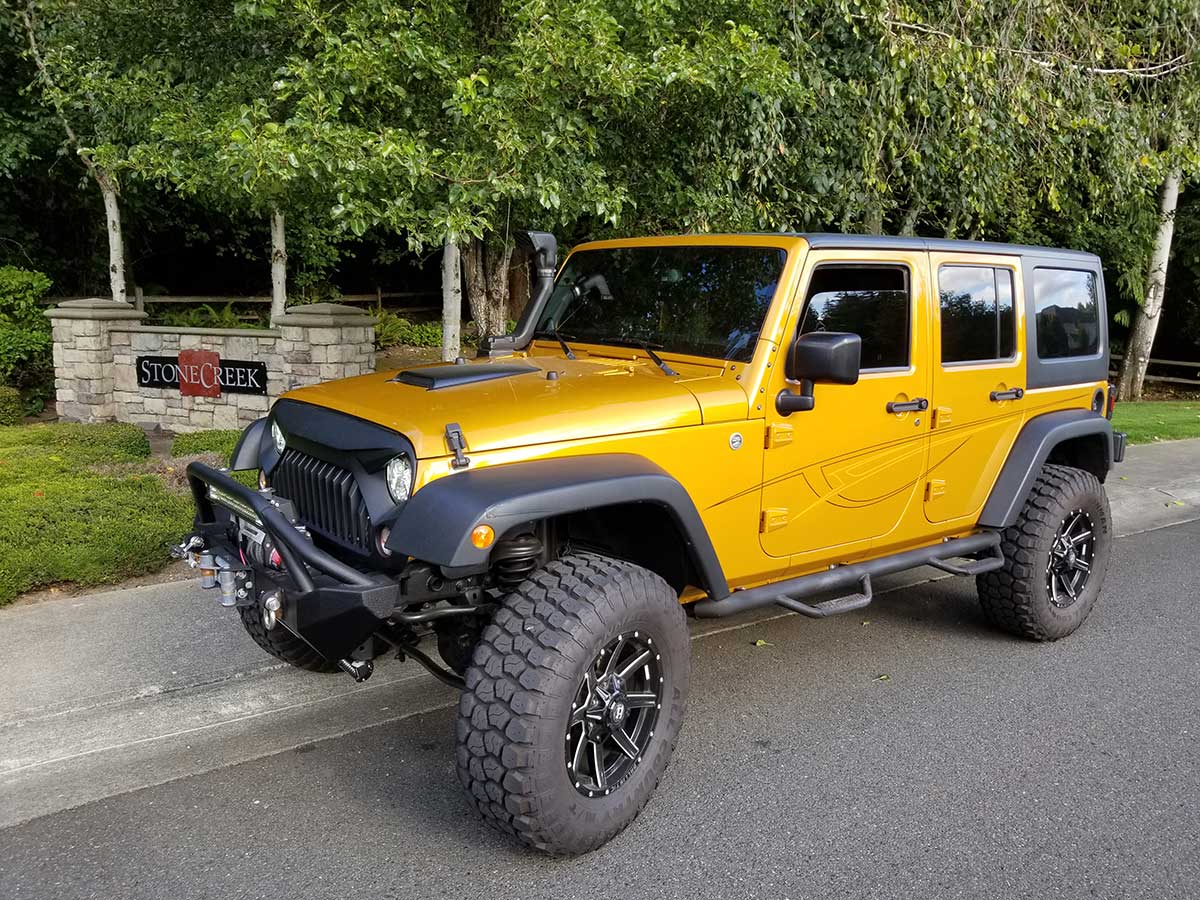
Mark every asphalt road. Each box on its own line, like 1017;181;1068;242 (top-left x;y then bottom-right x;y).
2;516;1198;900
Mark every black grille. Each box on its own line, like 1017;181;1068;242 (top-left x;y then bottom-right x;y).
272;448;371;552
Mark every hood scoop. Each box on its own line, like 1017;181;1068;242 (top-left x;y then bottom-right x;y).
390;362;539;391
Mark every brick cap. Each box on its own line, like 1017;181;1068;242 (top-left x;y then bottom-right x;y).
46;298;147;321
273;302;377;327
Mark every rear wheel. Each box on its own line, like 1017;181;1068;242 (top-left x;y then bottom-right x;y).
977;464;1112;641
456;552;689;855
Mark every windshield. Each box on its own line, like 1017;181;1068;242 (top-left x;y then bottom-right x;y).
535;245;787;363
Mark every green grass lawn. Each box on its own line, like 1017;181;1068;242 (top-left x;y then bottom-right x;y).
1112;400;1200;444
0;423;200;604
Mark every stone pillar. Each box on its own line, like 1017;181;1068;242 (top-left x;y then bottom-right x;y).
274;303;376;391
45;298;146;423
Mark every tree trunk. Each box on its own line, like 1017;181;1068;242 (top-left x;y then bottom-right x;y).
441;235;463;362
863;206;884;235
20;6;127;304
1117;169;1182;402
464;235;513;338
97;170;126;304
270;208;287;324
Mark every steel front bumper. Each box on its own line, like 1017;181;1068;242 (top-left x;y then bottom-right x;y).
185;461;398;662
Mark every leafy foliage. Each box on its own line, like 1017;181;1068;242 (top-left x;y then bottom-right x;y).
374;311;445;349
3;0;1200;347
0;265;54;408
150;302;269;330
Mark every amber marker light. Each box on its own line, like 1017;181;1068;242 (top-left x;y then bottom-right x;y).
471;524;495;549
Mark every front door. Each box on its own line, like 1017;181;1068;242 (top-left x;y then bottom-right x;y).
924;252;1027;524
760;250;932;565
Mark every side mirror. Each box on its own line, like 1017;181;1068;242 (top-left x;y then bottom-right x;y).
777;331;861;415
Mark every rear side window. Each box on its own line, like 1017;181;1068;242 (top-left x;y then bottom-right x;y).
938;265;1016;363
800;265;910;369
1033;268;1100;358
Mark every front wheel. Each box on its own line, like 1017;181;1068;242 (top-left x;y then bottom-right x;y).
455;553;690;855
977;464;1113;641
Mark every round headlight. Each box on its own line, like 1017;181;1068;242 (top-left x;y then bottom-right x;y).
385;455;413;503
270;420;286;454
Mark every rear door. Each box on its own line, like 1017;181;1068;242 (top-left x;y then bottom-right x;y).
760;249;932;565
924;252;1026;524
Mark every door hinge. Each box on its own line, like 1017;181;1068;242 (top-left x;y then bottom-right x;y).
933;406;952;428
760;508;789;533
765;423;794;449
925;479;947;501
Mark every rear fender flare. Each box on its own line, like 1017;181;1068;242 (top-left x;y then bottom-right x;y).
979;409;1114;528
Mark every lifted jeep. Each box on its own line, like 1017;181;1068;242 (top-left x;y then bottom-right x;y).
180;231;1126;854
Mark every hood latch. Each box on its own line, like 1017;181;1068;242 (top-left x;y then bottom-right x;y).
445;422;471;470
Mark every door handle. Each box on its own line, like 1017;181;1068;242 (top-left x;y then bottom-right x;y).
989;387;1025;402
886;397;929;414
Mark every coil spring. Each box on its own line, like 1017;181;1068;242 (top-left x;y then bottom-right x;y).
490;534;543;592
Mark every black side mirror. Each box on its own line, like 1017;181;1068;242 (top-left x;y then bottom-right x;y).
776;331;861;415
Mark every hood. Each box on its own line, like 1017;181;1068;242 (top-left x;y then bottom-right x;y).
281;354;741;459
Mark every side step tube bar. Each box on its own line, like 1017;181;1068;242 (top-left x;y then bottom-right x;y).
692;532;1003;619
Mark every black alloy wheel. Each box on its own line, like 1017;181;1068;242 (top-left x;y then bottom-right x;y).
566;631;662;797
1046;509;1095;609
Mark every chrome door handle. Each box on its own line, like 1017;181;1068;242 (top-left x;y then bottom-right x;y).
886;397;929;414
989;387;1025;402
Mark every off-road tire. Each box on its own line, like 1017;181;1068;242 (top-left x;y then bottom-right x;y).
977;464;1112;641
237;598;336;672
456;552;690;855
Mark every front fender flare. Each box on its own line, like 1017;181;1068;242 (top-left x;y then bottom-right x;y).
386;453;730;599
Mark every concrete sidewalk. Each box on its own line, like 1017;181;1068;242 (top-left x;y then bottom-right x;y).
1;438;1197;830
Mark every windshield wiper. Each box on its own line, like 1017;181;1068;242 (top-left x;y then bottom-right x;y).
534;328;576;360
597;337;678;376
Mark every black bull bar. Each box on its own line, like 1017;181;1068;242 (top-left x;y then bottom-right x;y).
186;461;399;661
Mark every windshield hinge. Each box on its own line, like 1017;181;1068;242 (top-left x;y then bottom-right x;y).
445;422;471;470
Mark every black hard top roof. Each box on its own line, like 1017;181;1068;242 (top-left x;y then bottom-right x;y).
796;232;1100;263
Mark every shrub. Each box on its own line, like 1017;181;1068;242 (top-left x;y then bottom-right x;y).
170;429;242;460
0;266;53;328
0;267;54;413
375;310;443;349
152;301;269;330
0;386;22;425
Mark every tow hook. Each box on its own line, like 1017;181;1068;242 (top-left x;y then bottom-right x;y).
261;591;283;630
338;658;374;682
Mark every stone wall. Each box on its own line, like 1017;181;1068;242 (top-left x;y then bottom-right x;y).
47;300;375;432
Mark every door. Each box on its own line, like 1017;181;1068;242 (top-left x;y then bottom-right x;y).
760;251;932;564
924;253;1027;524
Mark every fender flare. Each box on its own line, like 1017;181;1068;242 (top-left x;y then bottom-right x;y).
385;453;730;599
229;417;267;470
978;409;1114;529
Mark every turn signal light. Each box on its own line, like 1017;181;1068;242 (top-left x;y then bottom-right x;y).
471;524;495;549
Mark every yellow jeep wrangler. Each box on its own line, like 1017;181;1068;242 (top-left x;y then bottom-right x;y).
181;231;1126;854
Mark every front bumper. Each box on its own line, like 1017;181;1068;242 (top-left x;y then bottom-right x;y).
186;461;399;662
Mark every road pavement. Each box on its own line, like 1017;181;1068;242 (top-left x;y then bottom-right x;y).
1;439;1198;899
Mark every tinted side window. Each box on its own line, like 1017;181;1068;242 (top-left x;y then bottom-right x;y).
939;266;1016;363
800;266;909;369
1034;268;1100;358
